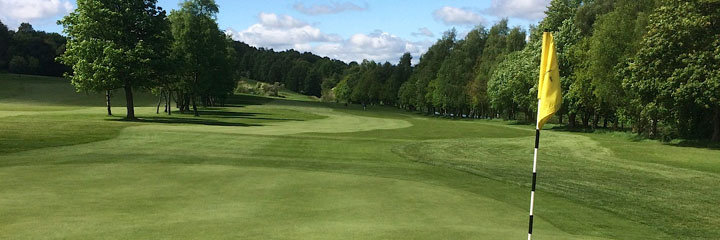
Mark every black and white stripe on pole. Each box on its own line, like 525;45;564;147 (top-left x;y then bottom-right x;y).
528;128;539;240
528;101;541;240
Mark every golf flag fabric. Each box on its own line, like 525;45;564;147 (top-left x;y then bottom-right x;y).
536;32;562;130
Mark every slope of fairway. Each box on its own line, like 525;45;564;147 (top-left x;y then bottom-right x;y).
2;74;718;239
0;163;596;240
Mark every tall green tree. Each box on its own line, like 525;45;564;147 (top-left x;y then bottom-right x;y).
625;0;720;140
170;0;233;116
488;50;535;120
59;0;170;119
588;0;656;128
434;26;487;116
406;29;456;113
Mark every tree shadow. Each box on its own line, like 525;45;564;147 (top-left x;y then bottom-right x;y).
114;116;262;127
665;139;720;150
186;109;304;122
224;94;275;106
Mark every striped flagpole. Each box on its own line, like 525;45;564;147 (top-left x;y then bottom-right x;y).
528;100;541;240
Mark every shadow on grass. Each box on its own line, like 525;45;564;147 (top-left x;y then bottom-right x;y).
224;94;275;106
114;116;262;127
190;109;305;122
666;139;720;150
110;106;307;127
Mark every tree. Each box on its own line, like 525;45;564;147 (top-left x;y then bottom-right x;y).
170;0;233;116
304;68;322;97
625;0;720;140
435;25;487;116
0;20;9;69
588;0;656;129
488;50;535;120
408;29;456;113
8;56;28;74
59;0;170;119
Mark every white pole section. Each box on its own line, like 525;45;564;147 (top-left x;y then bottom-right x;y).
528;100;541;240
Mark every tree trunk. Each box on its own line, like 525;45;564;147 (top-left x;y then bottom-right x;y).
712;106;720;142
105;90;112;116
124;84;135;120
568;113;576;128
176;91;182;111
582;112;590;128
167;91;172;115
192;94;199;117
156;91;163;114
592;113;600;129
559;114;563;124
613;116;619;130
603;117;608;128
651;118;658;138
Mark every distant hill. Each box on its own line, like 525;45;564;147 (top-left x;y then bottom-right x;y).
234;77;319;102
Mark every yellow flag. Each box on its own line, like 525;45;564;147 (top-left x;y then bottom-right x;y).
537;32;562;130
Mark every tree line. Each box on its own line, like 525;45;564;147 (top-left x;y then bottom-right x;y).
0;22;68;76
233;42;348;98
58;0;345;119
12;0;719;141
330;0;720;142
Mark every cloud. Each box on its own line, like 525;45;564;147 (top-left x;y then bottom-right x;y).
433;6;485;26
226;13;427;64
293;1;368;15
484;0;550;21
411;27;434;38
315;30;427;63
258;12;307;29
226;13;341;50
0;0;74;29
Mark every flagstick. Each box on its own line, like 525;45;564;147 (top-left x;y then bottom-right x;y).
528;100;541;240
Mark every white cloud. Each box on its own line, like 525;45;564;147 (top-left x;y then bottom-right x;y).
314;30;428;64
433;6;485;26
294;1;368;15
225;13;427;64
485;0;550;21
226;13;341;50
411;27;434;38
258;12;307;29
0;0;74;29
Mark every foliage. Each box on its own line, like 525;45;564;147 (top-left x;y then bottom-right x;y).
625;0;720;140
58;0;170;119
0;21;68;76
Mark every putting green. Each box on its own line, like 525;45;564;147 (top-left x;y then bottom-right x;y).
0;163;599;240
131;105;412;136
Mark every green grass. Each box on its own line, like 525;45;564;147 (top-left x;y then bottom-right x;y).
1;74;719;239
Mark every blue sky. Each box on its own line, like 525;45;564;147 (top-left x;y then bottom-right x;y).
0;0;551;63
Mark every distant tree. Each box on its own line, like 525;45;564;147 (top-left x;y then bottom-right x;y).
8;56;28;74
285;59;310;92
381;53;412;105
6;22;67;76
0;21;9;69
488;50;535;120
304;67;322;97
59;0;170;119
406;29;456;113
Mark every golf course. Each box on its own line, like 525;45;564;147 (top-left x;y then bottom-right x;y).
0;74;717;239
